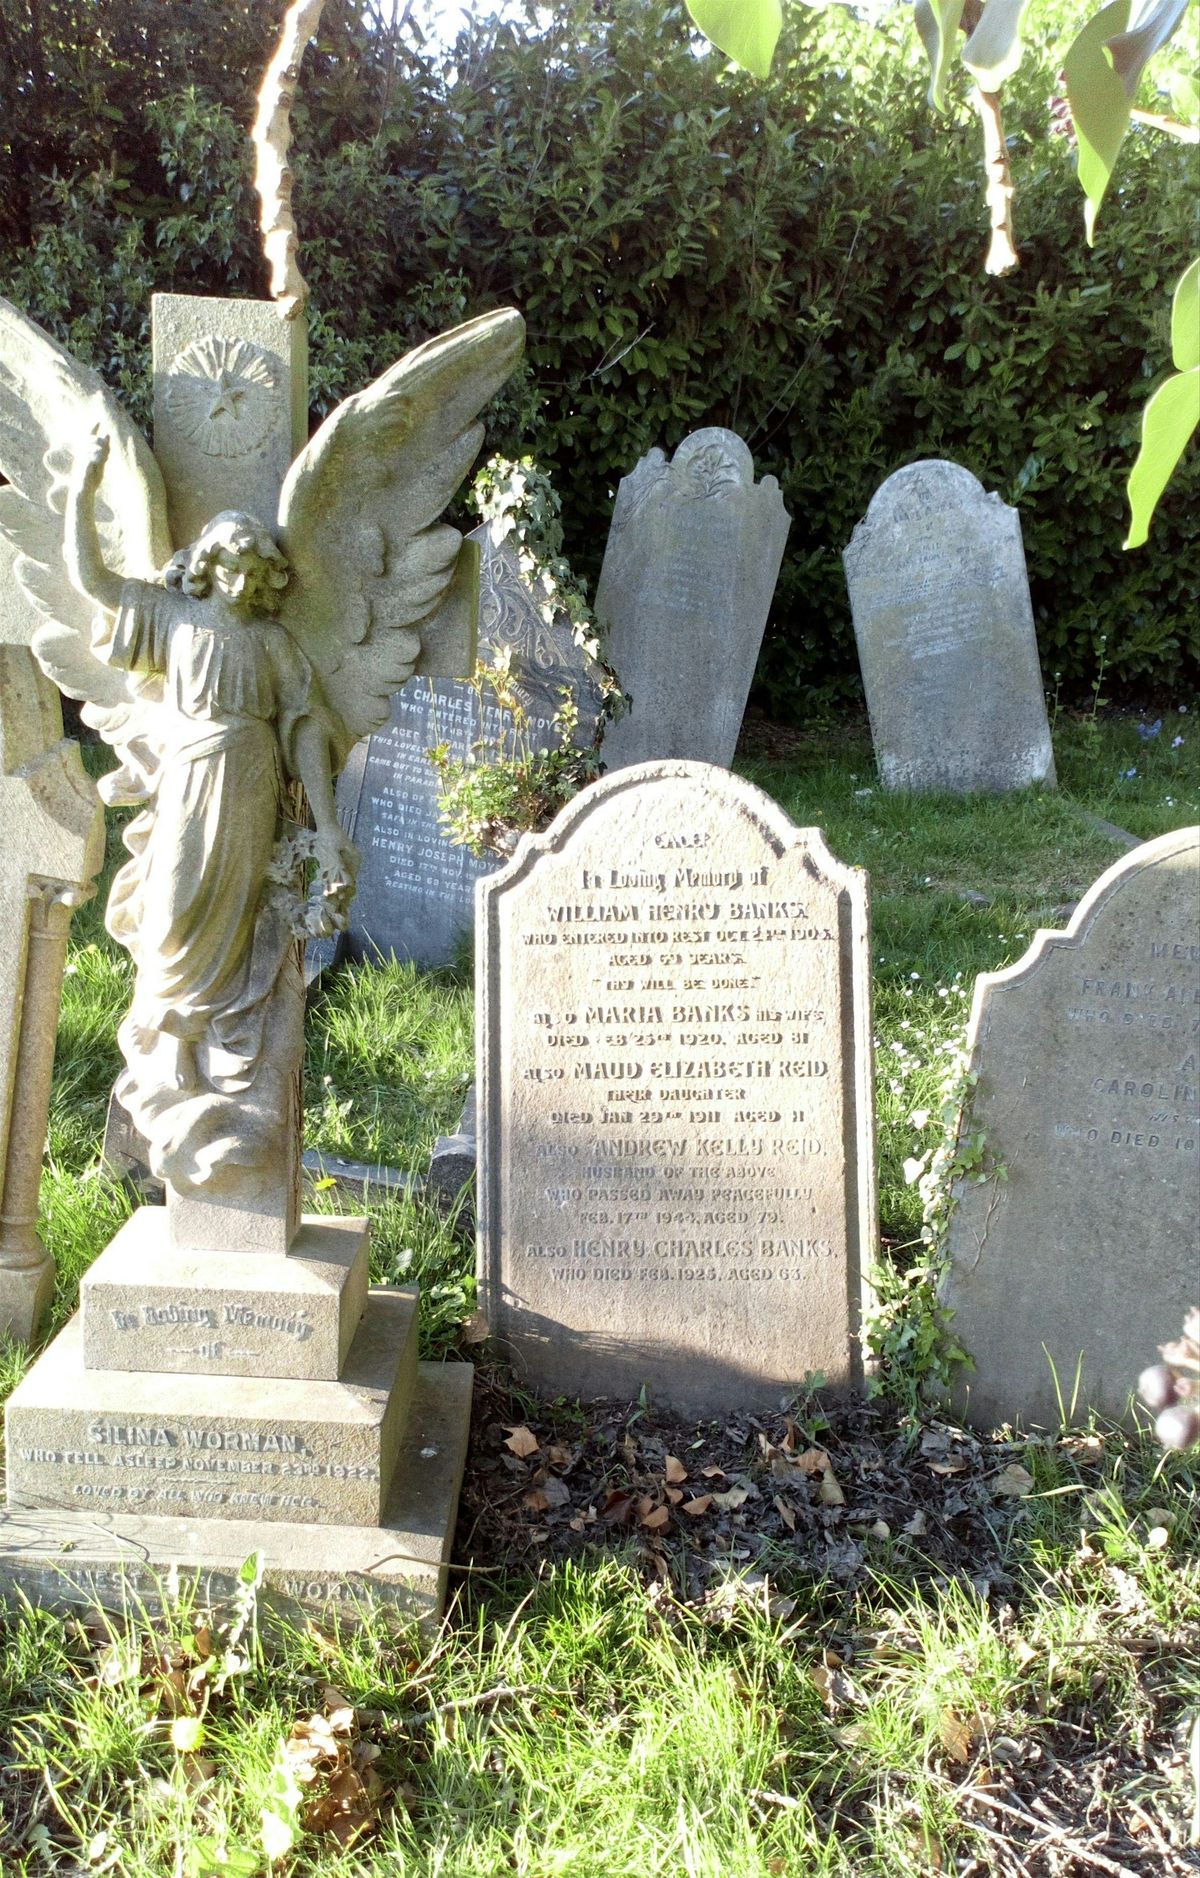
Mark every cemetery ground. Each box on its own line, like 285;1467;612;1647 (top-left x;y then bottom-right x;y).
1;715;1198;1878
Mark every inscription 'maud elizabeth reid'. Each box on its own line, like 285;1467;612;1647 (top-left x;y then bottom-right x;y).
477;762;876;1416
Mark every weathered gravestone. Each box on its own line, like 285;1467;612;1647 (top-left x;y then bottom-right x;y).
943;826;1200;1430
843;461;1055;794
333;522;604;969
594;430;790;773
477;761;876;1414
0;288;522;1623
0;535;105;1342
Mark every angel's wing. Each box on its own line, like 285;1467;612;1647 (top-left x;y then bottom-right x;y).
277;307;525;759
0;297;171;759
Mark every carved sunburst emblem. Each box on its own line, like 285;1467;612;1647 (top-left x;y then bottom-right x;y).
165;336;279;459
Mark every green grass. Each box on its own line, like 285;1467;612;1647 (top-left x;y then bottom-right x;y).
1;713;1197;1875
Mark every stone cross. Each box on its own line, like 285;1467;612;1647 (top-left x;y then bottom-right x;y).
0;535;104;1342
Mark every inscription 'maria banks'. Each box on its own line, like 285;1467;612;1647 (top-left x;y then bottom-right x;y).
943;826;1200;1430
477;761;876;1414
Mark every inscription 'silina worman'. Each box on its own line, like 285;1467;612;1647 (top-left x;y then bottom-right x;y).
477;761;876;1415
944;827;1200;1430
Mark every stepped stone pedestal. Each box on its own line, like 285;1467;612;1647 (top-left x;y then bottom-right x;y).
0;1206;473;1626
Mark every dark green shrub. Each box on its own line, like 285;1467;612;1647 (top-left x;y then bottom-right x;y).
1;0;1194;710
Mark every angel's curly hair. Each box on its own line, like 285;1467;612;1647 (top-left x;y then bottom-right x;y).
166;511;290;614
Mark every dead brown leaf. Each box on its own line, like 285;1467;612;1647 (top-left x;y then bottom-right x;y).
818;1473;846;1508
459;1309;490;1346
503;1425;539;1460
939;1706;983;1764
774;1495;797;1532
665;1454;688;1484
640;1505;671;1532
600;1488;636;1526
682;1494;714;1517
522;1488;550;1514
795;1447;833;1476
990;1463;1034;1499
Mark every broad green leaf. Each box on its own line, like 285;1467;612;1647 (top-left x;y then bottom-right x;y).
915;0;967;109
963;0;1031;91
685;0;783;78
1170;255;1200;369
1063;0;1132;242
1124;365;1200;547
1104;0;1189;97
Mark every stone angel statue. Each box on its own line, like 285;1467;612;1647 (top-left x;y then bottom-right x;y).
0;297;523;1193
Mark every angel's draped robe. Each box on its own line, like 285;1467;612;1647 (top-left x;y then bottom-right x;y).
100;580;316;1084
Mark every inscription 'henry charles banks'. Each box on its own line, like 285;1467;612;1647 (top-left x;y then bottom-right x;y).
943;826;1200;1430
476;762;876;1414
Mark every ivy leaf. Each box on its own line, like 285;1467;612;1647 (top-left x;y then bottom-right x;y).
1063;0;1133;242
963;0;1031;92
914;0;967;110
1124;363;1200;548
1104;0;1190;98
685;0;783;79
1170;255;1200;370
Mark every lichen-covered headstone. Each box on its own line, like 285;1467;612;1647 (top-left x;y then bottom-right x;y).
335;524;602;968
594;430;790;773
943;827;1200;1429
843;461;1055;793
477;761;875;1414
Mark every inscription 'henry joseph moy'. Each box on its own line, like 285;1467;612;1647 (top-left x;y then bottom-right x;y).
477;760;876;1416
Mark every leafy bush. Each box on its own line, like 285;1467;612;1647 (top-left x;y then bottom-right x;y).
2;0;1195;710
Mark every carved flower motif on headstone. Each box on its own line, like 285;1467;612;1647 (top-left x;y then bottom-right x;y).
676;442;743;501
165;335;280;459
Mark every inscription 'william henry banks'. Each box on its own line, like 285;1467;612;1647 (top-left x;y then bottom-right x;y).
477;761;876;1415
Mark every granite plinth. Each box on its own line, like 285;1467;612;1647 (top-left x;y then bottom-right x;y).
0;1361;473;1630
6;1289;416;1527
80;1210;369;1381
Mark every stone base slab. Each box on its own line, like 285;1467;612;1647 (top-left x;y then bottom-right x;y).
80;1211;370;1381
0;1362;472;1630
6;1288;416;1527
0;1256;54;1346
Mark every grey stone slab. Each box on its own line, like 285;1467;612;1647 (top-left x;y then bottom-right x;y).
6;1288;416;1526
302;1150;418;1199
1073;808;1142;852
80;1210;369;1381
336;524;604;969
476;760;876;1415
942;827;1200;1430
427;1083;476;1211
594;430;790;773
151;293;308;547
102;1092;417;1206
843;460;1055;794
0;1360;473;1631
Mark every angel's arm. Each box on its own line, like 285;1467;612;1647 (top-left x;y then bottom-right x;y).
64;431;125;619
